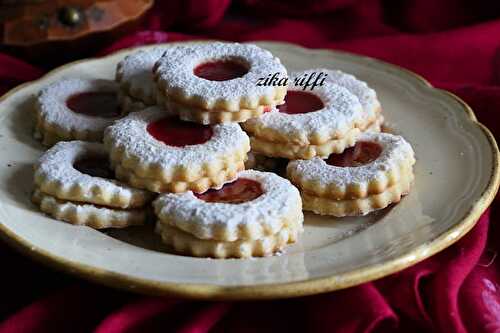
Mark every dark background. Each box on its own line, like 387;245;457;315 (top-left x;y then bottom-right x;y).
1;1;500;332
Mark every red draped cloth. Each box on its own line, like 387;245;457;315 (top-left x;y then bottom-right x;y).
1;1;500;332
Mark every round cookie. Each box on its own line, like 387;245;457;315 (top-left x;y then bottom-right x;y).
153;42;287;124
153;170;303;258
287;132;415;216
116;47;167;112
242;69;370;159
33;189;148;229
33;141;153;228
35;78;122;146
157;223;300;259
104;106;250;193
326;68;381;119
34;141;153;208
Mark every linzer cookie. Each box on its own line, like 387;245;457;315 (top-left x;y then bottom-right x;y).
157;223;300;259
243;69;384;159
327;68;384;133
32;189;148;229
116;47;167;113
154;170;303;258
35;78;122;146
287;132;415;216
326;69;382;120
243;70;366;159
32;141;154;228
104;106;250;193
153;42;287;124
326;69;384;133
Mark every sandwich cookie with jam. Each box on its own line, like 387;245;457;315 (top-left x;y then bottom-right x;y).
115;47;168;114
104;106;250;193
35;78;123;146
243;69;383;160
154;170;303;258
153;42;287;124
33;141;154;228
287;132;415;216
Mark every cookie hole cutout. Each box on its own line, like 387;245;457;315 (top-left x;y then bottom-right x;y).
195;178;263;204
74;155;114;179
194;59;249;81
66;91;121;118
327;141;383;167
277;91;324;114
147;116;213;147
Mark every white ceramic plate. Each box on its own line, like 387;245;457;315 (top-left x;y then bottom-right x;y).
0;42;498;300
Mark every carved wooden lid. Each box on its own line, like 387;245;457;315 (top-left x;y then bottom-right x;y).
1;0;154;46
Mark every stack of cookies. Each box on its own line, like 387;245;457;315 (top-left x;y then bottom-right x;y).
33;141;154;228
152;43;287;124
31;41;415;258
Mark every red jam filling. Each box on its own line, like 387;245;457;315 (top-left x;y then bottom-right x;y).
74;156;114;179
326;141;382;167
147;116;213;147
194;60;249;81
66;92;120;118
277;91;324;114
195;178;263;204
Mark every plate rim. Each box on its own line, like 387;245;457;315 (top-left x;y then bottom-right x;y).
0;41;498;300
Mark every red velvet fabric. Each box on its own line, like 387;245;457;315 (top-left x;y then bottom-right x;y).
1;1;500;332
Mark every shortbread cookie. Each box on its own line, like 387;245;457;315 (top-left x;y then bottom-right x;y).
249;126;361;160
34;141;153;209
32;189;148;229
326;69;381;117
114;160;244;193
153;42;287;123
167;98;273;124
287;132;415;199
153;170;303;242
243;69;370;148
248;113;383;160
116;47;167;108
156;222;300;259
366;114;384;133
35;78;122;146
287;132;415;216
104;106;250;193
301;171;414;216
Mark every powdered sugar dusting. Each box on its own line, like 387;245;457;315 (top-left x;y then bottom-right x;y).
36;78;120;132
325;69;381;117
116;47;168;103
153;170;303;240
244;69;364;143
154;42;287;109
287;132;415;188
104;106;250;171
34;141;149;201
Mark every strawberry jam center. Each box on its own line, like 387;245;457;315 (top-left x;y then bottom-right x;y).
327;141;382;167
74;156;114;179
194;60;249;81
195;178;263;204
277;91;324;114
66;92;120;118
147;116;213;147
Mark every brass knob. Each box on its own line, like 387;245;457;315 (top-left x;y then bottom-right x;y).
58;6;83;27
